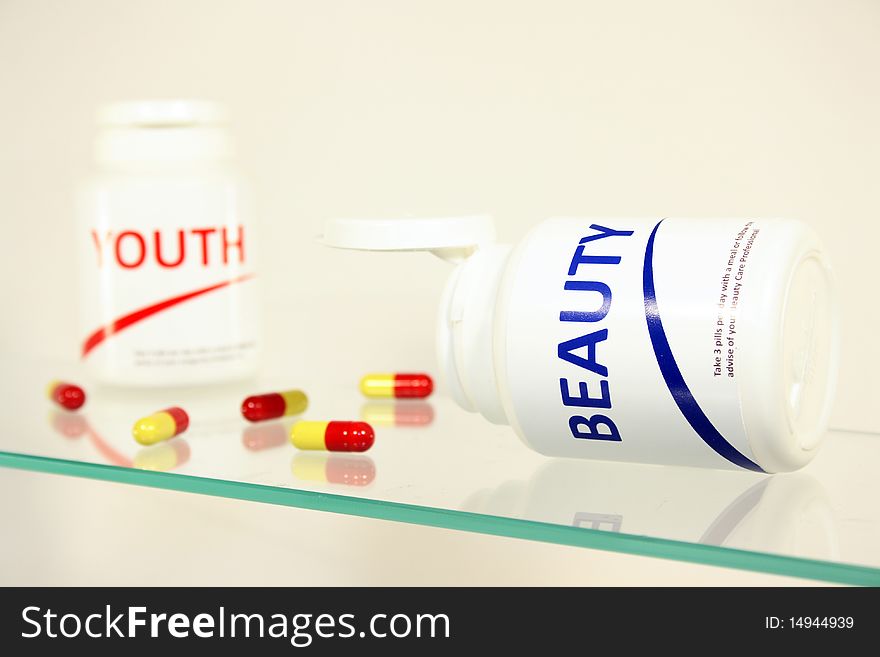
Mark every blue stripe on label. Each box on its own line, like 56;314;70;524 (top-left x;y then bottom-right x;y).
642;220;764;473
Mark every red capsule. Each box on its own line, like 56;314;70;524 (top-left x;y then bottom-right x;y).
46;380;86;410
394;373;433;398
241;389;308;422
325;421;375;452
360;373;433;399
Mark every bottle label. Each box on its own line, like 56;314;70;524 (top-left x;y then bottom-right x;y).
502;218;765;471
78;183;259;383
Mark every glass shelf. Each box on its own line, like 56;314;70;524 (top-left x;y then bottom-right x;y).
2;354;879;586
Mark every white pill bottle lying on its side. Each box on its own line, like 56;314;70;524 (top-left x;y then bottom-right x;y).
77;100;260;387
323;216;839;472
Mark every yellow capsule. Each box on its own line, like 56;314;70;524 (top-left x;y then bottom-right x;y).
290;421;330;450
132;407;189;445
360;374;396;398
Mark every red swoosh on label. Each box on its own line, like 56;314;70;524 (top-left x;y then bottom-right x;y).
82;273;255;358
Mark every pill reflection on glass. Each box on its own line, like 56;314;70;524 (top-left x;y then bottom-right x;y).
291;452;376;487
361;401;434;427
242;422;288;451
48;410;88;439
133;439;191;471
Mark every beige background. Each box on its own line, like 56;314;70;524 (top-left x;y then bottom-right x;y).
0;1;876;584
1;0;878;431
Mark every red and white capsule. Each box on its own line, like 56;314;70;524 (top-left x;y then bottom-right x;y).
359;373;433;399
46;380;86;410
290;421;375;452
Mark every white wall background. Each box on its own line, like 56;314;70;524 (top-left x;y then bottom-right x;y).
1;0;877;430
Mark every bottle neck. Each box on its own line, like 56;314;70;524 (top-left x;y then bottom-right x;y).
95;126;233;171
437;244;512;425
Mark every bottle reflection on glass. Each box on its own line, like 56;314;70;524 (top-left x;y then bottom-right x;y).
46;411;131;468
461;458;838;562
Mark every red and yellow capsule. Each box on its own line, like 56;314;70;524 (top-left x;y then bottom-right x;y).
291;453;376;486
46;380;86;410
359;373;433;399
241;389;308;422
132;407;189;445
290;421;375;452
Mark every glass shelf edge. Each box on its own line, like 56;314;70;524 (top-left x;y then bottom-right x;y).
3;450;878;587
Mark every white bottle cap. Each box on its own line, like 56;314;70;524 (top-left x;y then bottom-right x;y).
98;100;227;127
95;100;232;165
322;215;496;262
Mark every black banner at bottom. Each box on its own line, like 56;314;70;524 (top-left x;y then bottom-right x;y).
0;586;874;653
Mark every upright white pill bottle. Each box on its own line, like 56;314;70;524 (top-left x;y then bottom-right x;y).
78;100;260;386
324;216;838;472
